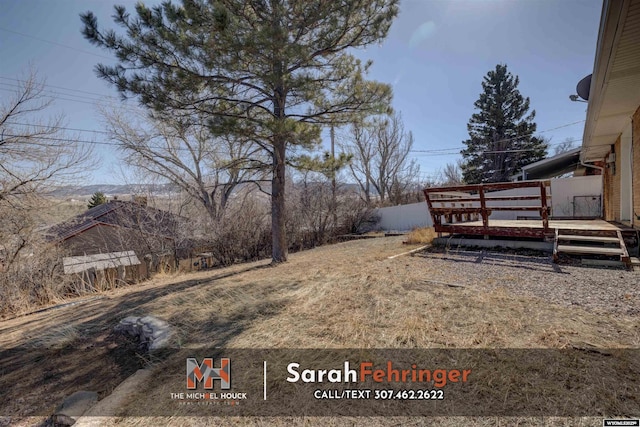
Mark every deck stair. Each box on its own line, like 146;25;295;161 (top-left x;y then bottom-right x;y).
553;229;631;269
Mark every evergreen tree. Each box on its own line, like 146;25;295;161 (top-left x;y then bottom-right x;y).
81;0;396;263
87;192;107;209
460;64;547;184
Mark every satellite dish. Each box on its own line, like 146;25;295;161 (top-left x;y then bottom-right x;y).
576;74;592;101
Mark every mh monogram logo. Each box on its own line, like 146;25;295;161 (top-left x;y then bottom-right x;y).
186;357;231;389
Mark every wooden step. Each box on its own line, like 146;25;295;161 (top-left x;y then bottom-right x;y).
552;229;632;269
616;231;631;269
556;234;620;243
556;245;624;256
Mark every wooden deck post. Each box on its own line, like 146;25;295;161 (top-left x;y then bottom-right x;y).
478;186;489;239
423;189;441;237
540;181;549;232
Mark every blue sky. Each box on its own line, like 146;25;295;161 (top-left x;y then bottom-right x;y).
0;0;601;185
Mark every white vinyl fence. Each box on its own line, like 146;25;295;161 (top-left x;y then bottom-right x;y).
374;202;433;231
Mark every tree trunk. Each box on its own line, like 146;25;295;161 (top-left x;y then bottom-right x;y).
364;179;371;205
270;9;287;263
202;188;218;223
271;136;287;263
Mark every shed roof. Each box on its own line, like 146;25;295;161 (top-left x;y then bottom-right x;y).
512;148;582;180
63;250;141;274
48;200;184;242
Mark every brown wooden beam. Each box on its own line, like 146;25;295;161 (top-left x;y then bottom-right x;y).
430;208;486;214
486;206;544;211
424;180;551;194
433;225;548;238
432;195;547;203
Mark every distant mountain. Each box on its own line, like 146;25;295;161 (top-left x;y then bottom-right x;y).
47;181;363;199
47;183;180;198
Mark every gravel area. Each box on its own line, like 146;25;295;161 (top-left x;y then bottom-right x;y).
414;247;640;317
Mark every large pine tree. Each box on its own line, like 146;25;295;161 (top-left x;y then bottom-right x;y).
460;64;547;184
81;0;397;263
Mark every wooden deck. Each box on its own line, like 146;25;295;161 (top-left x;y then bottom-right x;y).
454;219;627;232
423;181;638;268
424;181;554;238
423;181;634;238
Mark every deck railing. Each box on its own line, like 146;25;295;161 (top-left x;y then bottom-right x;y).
423;180;552;238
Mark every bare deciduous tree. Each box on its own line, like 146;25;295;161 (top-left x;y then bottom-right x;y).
103;109;270;225
342;112;419;206
285;168;377;249
0;71;92;315
437;161;464;186
0;71;92;269
0;72;92;205
553;137;576;155
344;122;376;204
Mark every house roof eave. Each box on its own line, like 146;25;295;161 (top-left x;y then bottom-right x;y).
581;0;640;162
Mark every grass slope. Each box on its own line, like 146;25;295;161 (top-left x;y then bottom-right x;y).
1;236;637;426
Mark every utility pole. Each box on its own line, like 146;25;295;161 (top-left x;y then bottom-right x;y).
331;125;338;229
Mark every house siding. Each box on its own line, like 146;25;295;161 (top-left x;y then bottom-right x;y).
62;224;178;273
63;224;123;256
604;158;612;220
63;224;175;257
634;105;640;227
613;136;622;222
62;224;187;280
604;136;622;221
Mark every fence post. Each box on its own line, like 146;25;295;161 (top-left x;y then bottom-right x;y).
478;186;489;239
540;181;549;232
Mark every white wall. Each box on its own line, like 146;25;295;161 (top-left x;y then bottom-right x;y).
372;176;603;231
374;202;432;231
620;123;633;222
486;175;603;220
550;175;602;218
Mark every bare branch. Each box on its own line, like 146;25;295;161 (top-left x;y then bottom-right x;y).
102;107;270;224
341;112;419;206
0;70;94;204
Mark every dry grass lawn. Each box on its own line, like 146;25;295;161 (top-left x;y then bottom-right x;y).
1;236;638;426
403;227;437;244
